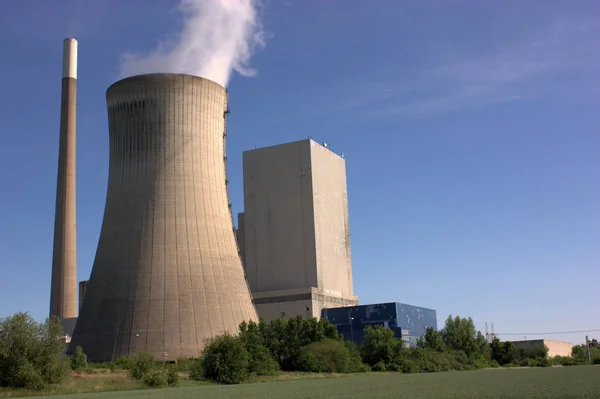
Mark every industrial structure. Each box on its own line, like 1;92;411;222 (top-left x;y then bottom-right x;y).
50;38;78;334
78;280;87;311
237;139;358;321
510;339;573;358
68;74;258;362
322;302;438;346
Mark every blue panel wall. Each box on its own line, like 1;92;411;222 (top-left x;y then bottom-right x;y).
321;302;437;346
395;303;438;346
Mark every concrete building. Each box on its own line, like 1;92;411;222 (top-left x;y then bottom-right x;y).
50;38;78;324
510;339;573;358
322;302;437;346
78;280;87;311
68;74;258;362
238;139;358;321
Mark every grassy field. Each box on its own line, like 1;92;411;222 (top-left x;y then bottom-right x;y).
4;366;599;399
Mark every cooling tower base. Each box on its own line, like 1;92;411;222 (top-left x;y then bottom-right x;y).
68;74;258;361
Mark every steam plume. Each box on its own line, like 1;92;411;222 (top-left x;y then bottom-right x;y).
120;0;266;87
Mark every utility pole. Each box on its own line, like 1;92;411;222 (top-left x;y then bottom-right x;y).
485;321;489;343
586;336;591;363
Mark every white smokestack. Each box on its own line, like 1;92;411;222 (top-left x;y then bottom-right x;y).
119;0;266;87
63;38;78;79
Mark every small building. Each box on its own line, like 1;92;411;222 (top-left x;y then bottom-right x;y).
321;302;437;346
510;339;573;358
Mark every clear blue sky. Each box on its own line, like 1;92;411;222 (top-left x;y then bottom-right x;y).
0;0;598;345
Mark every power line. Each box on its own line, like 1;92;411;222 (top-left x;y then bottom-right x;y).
496;329;600;336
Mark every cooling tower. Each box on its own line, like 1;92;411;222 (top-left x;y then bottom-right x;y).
68;74;258;362
50;38;78;320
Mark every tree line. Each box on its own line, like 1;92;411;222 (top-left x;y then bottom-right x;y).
1;311;599;389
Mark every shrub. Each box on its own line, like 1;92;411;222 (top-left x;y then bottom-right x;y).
552;356;577;366
344;341;369;373
471;355;491;370
360;325;405;368
411;348;450;373
128;351;156;380
142;370;168;387
248;345;279;376
524;357;551;368
297;340;351;373
70;346;88;371
371;361;387;372
238;317;340;371
166;367;180;386
172;358;196;372
201;334;249;384
389;357;417;373
0;312;70;389
189;358;204;381
593;358;600;365
115;356;135;370
14;362;45;390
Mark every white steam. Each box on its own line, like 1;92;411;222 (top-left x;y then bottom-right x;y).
119;0;266;87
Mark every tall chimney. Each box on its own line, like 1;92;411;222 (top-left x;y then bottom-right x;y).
50;38;78;319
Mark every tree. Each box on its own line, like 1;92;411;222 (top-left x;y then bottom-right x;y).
238;321;279;376
572;344;587;359
439;315;485;358
490;337;517;365
297;340;352;373
420;327;445;352
240;317;339;371
201;333;250;384
359;325;405;367
0;312;70;389
70;346;88;371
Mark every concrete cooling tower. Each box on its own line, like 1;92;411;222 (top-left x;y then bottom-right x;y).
68;74;258;362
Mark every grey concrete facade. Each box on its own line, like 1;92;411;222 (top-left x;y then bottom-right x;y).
50;38;78;320
68;74;258;362
78;280;87;311
240;139;358;321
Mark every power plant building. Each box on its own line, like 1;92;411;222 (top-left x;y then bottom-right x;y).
510;339;573;358
322;302;438;346
78;280;87;311
238;139;358;321
68;74;258;362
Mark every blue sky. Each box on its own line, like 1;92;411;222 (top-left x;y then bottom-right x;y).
0;0;598;345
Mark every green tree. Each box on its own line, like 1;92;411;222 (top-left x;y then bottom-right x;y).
359;325;405;367
0;312;70;389
70;346;88;371
297;340;351;373
420;327;445;352
439;315;485;358
238;320;279;375
128;351;156;380
572;344;587;359
240;317;339;371
201;333;249;384
490;337;517;365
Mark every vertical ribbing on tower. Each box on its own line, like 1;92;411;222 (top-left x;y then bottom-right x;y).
50;38;78;319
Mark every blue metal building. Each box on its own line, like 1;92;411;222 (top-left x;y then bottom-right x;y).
321;302;437;346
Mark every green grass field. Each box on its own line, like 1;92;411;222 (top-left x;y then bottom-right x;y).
15;365;598;399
